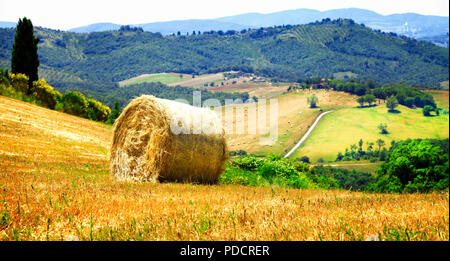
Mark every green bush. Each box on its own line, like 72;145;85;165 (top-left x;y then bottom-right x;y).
224;155;315;189
219;166;266;187
286;172;315;189
311;166;375;191
257;157;314;188
0;71;109;123
305;172;340;189
296;156;310;163
230;155;264;171
258;159;298;180
292;161;310;173
0;73;38;104
316;158;325;163
32;79;62;109
57;91;88;117
87;98;111;122
228;150;248;156
9;73;29;94
422;105;434;116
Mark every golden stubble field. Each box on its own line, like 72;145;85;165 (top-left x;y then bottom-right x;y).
0;95;448;241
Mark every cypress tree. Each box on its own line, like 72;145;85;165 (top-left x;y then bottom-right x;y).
11;17;40;94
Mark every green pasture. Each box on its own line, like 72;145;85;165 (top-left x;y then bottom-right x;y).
290;104;449;162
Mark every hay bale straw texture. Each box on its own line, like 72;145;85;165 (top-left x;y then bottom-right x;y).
110;95;228;183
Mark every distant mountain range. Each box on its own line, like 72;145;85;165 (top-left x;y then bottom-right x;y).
0;21;16;28
214;8;449;39
1;8;448;44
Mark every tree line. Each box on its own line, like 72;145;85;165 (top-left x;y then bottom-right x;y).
289;78;437;109
223;138;449;193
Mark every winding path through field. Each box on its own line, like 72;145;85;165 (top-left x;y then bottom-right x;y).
284;110;334;158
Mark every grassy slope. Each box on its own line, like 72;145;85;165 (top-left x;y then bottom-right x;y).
0;95;448;241
290;103;450;162
225;89;359;156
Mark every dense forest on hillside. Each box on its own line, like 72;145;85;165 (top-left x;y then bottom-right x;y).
0;19;448;103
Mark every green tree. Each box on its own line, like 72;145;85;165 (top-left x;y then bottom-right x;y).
365;94;376;106
379;148;387;161
358;138;364;152
423;105;434;116
297;156;310;163
335;152;344;161
11;17;40;94
366;141;374;152
376;138;385;152
316;158;325;163
307;94;318;108
386;97;399;112
370;140;449;193
107;101;122;124
357;96;365;107
378;123;388;134
367;78;375;89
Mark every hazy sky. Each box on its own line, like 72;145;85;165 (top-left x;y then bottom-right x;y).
1;0;449;30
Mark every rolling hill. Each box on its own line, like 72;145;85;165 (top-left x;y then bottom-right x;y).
0;19;448;108
288;103;450;162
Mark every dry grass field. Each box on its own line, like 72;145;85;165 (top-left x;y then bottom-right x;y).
0;95;448;241
426;90;449;108
205;82;289;99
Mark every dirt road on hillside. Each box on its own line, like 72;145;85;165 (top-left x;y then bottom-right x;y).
284;110;334;158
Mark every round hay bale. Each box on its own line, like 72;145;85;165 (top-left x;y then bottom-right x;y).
110;95;228;183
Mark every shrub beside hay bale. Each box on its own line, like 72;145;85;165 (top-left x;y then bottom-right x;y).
110;95;227;183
